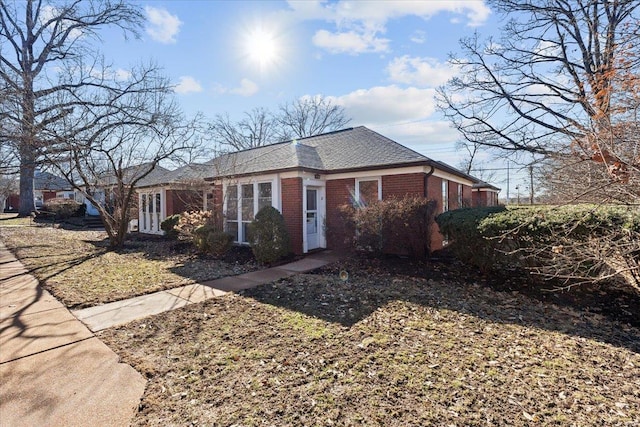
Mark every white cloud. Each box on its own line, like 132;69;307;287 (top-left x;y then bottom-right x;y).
145;6;182;44
284;0;490;55
410;30;426;44
329;85;437;125
312;29;389;54
174;76;203;94
214;78;259;97
387;56;458;87
325;84;461;149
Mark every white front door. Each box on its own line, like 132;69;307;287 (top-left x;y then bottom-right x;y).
303;185;325;252
140;191;163;234
306;188;319;250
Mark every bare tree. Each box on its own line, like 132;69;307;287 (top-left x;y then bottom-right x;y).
438;0;639;202
209;108;281;151
276;95;350;139
0;0;145;216
43;63;208;248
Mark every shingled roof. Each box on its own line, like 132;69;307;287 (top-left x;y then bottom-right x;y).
208;126;431;177
34;170;72;191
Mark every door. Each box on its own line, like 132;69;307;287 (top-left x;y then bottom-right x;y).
140;191;163;234
306;188;319;250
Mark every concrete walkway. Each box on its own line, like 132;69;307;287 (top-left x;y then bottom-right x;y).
0;242;146;427
73;251;340;332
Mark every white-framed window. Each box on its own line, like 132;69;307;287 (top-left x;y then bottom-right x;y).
442;180;449;212
225;180;273;243
355;177;381;207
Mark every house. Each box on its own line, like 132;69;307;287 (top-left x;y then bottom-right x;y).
3;170;75;212
472;181;501;207
132;163;211;234
202;126;500;254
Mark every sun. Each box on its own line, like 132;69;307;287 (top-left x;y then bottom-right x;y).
244;28;279;70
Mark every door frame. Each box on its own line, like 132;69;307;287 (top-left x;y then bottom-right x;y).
138;188;165;235
302;180;326;253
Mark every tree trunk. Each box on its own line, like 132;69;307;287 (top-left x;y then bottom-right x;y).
18;148;36;216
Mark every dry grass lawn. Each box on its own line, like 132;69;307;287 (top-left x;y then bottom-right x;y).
0;225;257;308
100;264;640;426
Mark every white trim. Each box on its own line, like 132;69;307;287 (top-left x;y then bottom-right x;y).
138;188;166;235
328;165;425;180
355;176;382;205
431;169;474;186
302;183;326;253
222;177;278;243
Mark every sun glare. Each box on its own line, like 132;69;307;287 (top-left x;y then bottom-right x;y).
245;28;279;70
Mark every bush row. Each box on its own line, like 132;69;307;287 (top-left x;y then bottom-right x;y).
437;205;640;291
337;195;438;259
38;198;86;220
160;207;292;264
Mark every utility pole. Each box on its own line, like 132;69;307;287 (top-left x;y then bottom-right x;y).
506;161;510;205
529;164;534;205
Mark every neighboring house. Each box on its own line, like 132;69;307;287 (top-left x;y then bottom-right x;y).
472;181;501;207
3;170;75;212
132;163;211;234
79;163;170;218
202;126;500;254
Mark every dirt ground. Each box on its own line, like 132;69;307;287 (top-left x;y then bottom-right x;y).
100;257;640;426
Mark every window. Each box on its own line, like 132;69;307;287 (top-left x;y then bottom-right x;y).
226;185;238;240
442;180;449;212
457;183;463;208
355;178;381;207
258;182;272;211
225;181;273;243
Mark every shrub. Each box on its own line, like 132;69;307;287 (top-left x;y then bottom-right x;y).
438;204;640;292
160;214;181;239
39;198;85;220
176;210;217;239
192;225;234;257
436;206;506;271
338;195;438;259
249;206;291;264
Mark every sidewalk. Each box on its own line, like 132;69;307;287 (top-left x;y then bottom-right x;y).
73;251;340;332
0;242;146;427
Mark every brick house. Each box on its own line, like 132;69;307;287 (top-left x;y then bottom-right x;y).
203;126;500;255
132;163;211;234
4;170;75;212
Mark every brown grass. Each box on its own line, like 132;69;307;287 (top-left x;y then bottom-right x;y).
100;265;640;426
0;226;258;308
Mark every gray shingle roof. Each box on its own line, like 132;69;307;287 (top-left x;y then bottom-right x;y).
138;163;211;187
209;126;430;177
34;171;72;191
98;163;170;187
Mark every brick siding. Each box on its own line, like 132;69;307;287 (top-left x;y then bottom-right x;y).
281;178;303;255
325;178;356;250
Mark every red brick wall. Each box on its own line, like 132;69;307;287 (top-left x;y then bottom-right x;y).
166;189;203;216
425;176;445;250
211;184;224;230
381;173;425;198
462;184;473;208
326;178;355;250
281;178;303;255
448;182;459;210
43;191;57;202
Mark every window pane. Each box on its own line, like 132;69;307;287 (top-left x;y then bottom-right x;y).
226;221;238;242
306;212;317;234
141;194;146;211
242;184;254;221
242;222;251;243
226;186;238;220
359;180;378;206
306;189;317;211
258;182;272;211
156;193;161;212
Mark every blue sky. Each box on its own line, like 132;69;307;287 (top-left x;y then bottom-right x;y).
99;1;529;195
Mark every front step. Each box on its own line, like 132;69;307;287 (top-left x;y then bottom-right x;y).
83;216;104;228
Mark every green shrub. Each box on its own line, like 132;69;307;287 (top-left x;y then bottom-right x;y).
339;196;438;259
193;224;233;257
39;198;85;220
436;206;506;271
438;204;640;292
249;206;291;264
160;214;181;239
